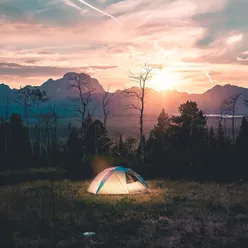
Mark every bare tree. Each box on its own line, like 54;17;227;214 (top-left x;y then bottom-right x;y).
222;93;242;143
31;87;50;113
67;73;96;130
5;95;10;121
218;100;228;136
15;86;34;153
102;86;114;127
50;105;60;157
126;137;137;155
15;86;33;129
123;63;154;162
40;112;54;158
31;87;50;156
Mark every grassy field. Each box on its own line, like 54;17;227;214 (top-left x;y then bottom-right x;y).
1;178;248;247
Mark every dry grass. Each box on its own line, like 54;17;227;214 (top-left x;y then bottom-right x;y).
1;179;248;247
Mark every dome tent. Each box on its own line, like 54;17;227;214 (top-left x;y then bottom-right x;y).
87;166;150;194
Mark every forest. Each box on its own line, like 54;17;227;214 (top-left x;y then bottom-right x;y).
1;80;248;183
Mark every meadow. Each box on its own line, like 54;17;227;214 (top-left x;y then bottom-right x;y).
1;170;248;248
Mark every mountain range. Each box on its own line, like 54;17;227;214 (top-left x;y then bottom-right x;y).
1;72;248;120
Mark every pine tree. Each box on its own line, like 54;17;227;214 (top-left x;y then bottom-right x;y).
170;101;206;147
67;127;82;160
208;126;216;148
118;134;124;155
147;109;171;161
236;116;248;149
217;122;225;146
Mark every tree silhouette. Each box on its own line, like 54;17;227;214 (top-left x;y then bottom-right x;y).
170;101;207;147
236;116;248;149
15;87;33;128
222;93;242;143
31;87;50;156
147;109;170;158
67;127;82;161
83;117;111;156
67;73;96;131
8;113;31;158
124;63;154;162
102;86;114;127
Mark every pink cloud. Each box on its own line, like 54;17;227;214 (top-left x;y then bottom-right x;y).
1;0;248;92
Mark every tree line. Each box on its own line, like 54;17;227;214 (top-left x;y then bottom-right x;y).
0;67;248;182
1;99;248;182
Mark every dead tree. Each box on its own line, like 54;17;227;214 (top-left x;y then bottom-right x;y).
15;86;33;129
218;100;228;136
126;137;137;155
15;86;34;153
222;93;242;143
5;94;10;121
50;105;59;158
102;86;113;127
123;63;154;162
31;87;50;156
67;73;96;131
40;112;54;158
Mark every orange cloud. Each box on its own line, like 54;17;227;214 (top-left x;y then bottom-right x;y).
0;0;248;93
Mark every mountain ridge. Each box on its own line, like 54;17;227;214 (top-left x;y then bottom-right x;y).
1;73;248;117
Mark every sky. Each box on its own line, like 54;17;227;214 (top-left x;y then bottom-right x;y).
0;0;248;93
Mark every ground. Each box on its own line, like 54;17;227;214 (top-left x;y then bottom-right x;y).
1;174;248;247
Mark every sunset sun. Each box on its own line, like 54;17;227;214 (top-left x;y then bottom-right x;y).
148;67;181;92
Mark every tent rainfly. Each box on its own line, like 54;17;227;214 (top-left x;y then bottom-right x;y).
87;166;150;194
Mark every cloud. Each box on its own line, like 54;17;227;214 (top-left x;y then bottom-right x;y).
0;62;23;68
193;0;248;49
0;62;117;77
1;0;248;92
0;0;87;26
225;34;244;45
25;60;39;64
38;51;57;55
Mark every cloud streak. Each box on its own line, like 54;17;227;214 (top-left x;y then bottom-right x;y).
0;62;117;76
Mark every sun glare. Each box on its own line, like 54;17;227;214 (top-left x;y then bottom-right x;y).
148;67;181;92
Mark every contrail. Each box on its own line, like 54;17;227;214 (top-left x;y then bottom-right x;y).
77;0;123;26
61;0;177;71
204;70;214;86
62;0;87;14
133;14;152;29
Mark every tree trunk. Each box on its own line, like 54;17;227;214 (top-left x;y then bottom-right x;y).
24;106;29;129
103;114;107;128
47;126;50;158
232;111;235;143
5;125;8;156
5;96;8;121
140;96;145;162
224;117;227;137
53;115;57;159
25;106;33;156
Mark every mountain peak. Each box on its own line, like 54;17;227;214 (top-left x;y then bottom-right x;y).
63;72;78;79
39;72;105;99
0;83;11;90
